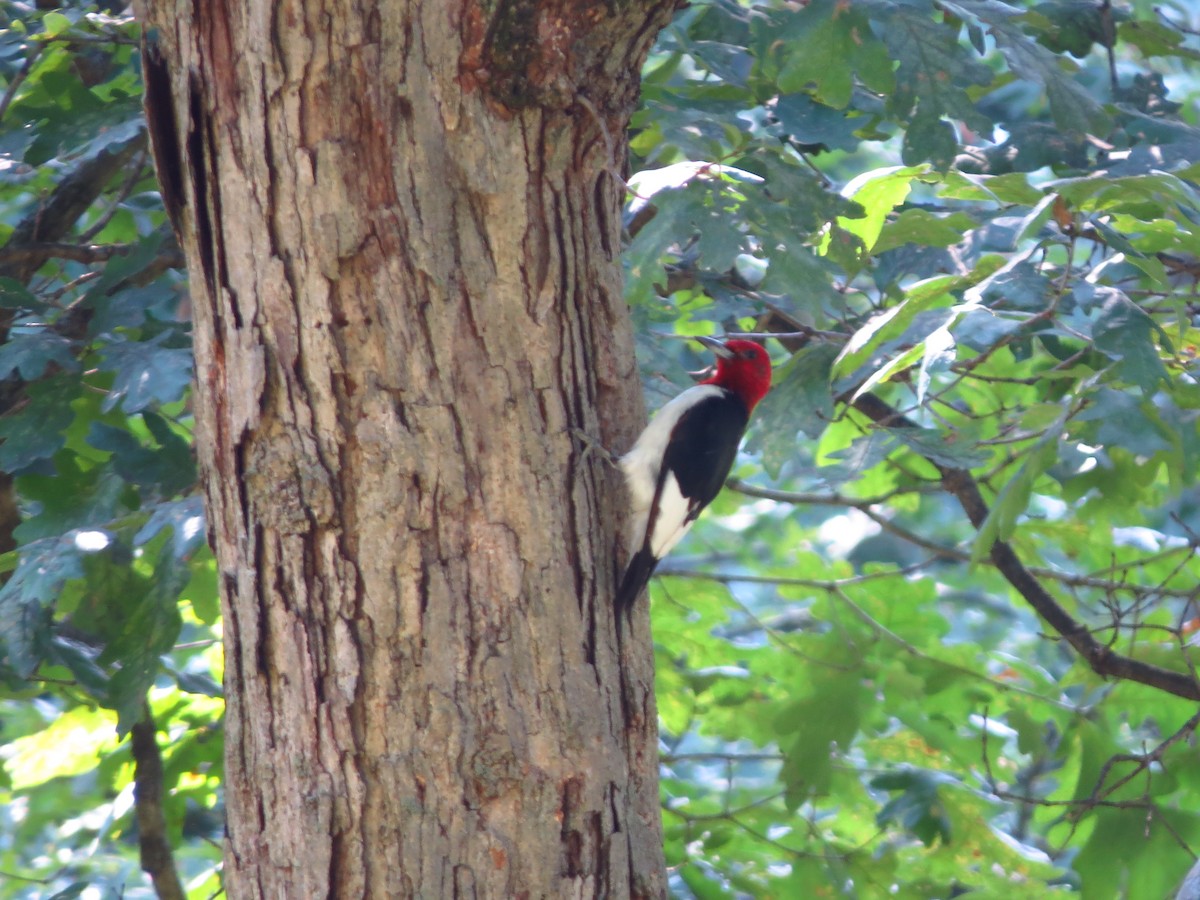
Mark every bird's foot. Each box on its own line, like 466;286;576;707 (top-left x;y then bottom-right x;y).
569;427;619;469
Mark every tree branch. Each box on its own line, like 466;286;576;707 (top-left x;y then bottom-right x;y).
0;239;184;270
728;480;1199;600
847;391;1200;702
982;707;1200;834
78;145;151;242
0;131;147;283
131;706;186;900
0;44;44;124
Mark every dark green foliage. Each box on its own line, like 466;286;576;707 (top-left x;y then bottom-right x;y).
0;4;220;897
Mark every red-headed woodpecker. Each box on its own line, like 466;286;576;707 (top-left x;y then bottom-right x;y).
616;336;772;614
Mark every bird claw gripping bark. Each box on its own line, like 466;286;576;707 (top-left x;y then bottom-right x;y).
569;427;619;469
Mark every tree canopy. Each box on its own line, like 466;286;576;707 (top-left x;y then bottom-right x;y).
1;1;1199;897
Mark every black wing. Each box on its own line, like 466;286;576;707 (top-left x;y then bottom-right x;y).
615;391;749;619
661;391;749;518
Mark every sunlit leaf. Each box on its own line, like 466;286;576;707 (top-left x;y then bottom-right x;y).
4;705;120;790
752;342;839;478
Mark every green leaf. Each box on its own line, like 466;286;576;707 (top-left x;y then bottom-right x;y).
775;669;865;804
832;165;927;254
14;452;129;543
89;282;179;334
872;767;956;847
833;275;959;382
969;257;1054;312
848;339;926;404
752;151;858;235
84;229;169;303
134;494;207;561
988;172;1047;205
0;536;85;675
1006;706;1048;757
81;542;185;733
971;420;1065;563
99;333;193;413
903;110;958;169
0;331;78;380
88;415;196;498
761;241;843;309
687;40;753;88
879;3;993;133
1050;171;1199;216
39;11;73;39
888;424;990;469
1074;807;1200;900
774;93;862;152
752;342;839;478
20;67;144;165
1030;1;1116;57
170;667;223;698
0;377;75;470
915;322;955;407
875;208;976;254
625;178;717;302
4;705;120;790
0;277;42;310
182;547;219;624
775;0;893;107
45;631;111;699
944;0;1110;134
1120;19;1200;61
1089;287;1169;394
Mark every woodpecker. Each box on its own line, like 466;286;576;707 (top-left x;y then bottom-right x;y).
615;336;772;615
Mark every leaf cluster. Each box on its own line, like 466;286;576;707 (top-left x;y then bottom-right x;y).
0;4;220;897
628;1;1200;897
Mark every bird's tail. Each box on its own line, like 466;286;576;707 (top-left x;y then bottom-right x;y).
615;548;659;621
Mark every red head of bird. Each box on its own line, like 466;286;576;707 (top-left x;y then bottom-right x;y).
696;336;772;412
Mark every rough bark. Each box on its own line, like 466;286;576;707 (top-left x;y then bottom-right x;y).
135;1;676;897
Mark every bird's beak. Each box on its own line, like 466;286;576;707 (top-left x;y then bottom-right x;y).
695;335;733;358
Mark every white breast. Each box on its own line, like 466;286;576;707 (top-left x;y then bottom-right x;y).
618;384;723;554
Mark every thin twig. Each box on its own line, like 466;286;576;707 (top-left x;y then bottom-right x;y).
727;481;1200;600
0;43;44;124
78;147;151;242
712;328;850;343
848;390;1200;702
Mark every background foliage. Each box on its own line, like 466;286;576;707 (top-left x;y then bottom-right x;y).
0;3;219;897
0;1;1197;898
631;1;1200;897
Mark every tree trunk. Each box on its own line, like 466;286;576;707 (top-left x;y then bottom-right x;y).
135;1;676;896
